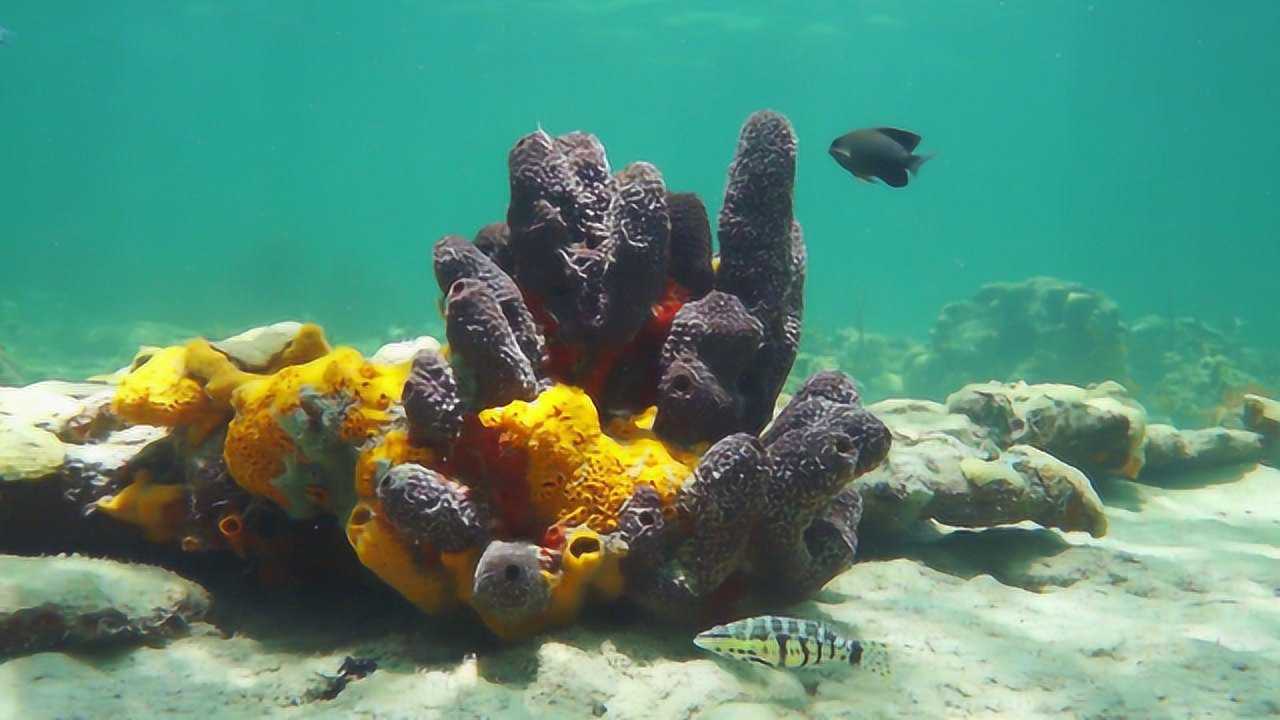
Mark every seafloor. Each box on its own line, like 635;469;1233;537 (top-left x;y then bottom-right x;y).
3;269;1278;719
3;462;1276;719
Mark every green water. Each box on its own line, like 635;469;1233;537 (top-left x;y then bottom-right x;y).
2;0;1278;372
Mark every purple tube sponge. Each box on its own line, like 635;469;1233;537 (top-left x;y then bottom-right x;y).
506;129;671;350
715;111;806;433
653;291;764;446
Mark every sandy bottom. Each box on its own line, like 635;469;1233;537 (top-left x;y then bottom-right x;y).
3;465;1278;720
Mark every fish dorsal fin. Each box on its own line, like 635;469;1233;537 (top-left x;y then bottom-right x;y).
876;127;921;152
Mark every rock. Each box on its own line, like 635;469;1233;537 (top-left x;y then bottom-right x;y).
1242;394;1280;441
958;445;1107;537
903;277;1129;401
0;381;116;439
0;419;66;482
947;380;1147;479
63;425;170;476
0;554;209;658
1141;424;1265;477
370;335;442;365
868;398;996;450
209;320;304;370
856;401;1107;542
1243;394;1280;465
0;379;163;485
0;377;169;550
0;424;173;554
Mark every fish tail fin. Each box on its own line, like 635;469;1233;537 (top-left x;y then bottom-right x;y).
859;641;892;677
906;153;934;176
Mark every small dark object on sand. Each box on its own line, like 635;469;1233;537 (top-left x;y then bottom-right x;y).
310;655;379;702
829;127;932;188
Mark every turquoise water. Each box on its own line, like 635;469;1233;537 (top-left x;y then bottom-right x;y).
4;6;1280;717
2;1;1278;368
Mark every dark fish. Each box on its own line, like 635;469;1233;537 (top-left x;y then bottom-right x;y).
829;127;932;188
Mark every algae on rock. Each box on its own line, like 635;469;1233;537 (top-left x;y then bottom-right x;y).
855;398;1108;543
0;554;209;659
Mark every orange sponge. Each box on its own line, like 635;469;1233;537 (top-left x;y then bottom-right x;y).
223;347;411;515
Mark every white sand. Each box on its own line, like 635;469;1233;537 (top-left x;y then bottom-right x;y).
2;466;1277;719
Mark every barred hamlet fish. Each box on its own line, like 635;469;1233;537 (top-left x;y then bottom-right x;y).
693;615;889;674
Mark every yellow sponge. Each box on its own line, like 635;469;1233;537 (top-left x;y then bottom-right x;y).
477;385;694;533
112;346;225;440
346;501;454;614
222;347;410;511
95;470;188;543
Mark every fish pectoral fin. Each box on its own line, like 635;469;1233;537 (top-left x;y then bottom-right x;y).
875;127;922;152
854;174;875;184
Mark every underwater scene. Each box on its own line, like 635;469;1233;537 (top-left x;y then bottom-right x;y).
1;2;1278;718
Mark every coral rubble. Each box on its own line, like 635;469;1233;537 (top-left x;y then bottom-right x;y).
946;380;1148;479
1141;424;1266;476
855;398;1108;543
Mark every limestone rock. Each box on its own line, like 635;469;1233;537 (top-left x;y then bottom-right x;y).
0;377;170;551
868;398;996;450
0;554;209;658
1141;424;1265;477
209;320;304;370
0;419;66;483
1243;394;1280;465
947;380;1147;479
370;335;442;365
0;381;116;440
1242;394;1280;441
63;425;170;476
956;445;1107;537
856;400;1107;541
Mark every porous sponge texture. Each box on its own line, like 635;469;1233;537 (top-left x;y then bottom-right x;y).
223;347;411;509
112;345;222;431
477;384;694;533
355;429;434;499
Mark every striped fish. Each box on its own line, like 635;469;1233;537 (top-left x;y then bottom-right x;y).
693;615;889;674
